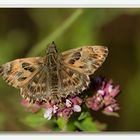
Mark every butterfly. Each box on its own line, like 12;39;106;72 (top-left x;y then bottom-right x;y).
0;41;108;103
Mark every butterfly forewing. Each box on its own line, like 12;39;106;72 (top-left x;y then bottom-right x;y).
62;46;108;75
0;57;44;88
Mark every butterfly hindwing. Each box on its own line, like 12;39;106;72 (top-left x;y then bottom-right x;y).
20;67;49;103
59;65;90;97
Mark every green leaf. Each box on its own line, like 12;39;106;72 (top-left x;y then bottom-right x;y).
66;123;76;131
21;111;48;129
74;117;99;131
66;120;77;131
78;112;90;121
56;117;68;131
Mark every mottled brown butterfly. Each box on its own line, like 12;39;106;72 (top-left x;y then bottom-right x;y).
0;42;108;103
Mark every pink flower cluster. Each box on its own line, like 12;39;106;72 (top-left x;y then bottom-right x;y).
86;77;120;115
21;96;82;120
44;97;82;120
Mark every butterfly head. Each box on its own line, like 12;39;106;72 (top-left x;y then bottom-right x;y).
46;41;58;55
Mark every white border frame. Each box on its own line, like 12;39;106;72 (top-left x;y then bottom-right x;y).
0;0;140;7
0;134;140;140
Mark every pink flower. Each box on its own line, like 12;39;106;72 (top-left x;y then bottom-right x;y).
44;108;53;120
56;98;83;120
86;76;120;115
73;105;81;112
21;99;41;113
57;108;73;120
66;99;72;107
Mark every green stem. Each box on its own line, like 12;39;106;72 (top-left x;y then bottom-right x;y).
27;9;83;57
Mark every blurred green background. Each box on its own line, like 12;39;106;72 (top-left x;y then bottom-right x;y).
0;8;140;131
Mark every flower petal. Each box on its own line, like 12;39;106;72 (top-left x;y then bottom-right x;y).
73;105;81;112
53;105;58;113
44;108;53;120
97;89;105;96
66;99;72;107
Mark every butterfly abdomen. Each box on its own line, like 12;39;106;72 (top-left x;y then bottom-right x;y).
49;71;59;91
46;45;61;99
